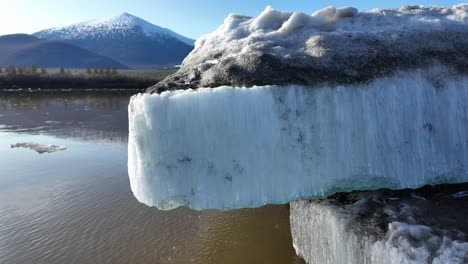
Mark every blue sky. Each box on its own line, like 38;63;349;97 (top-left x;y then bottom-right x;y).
0;0;461;39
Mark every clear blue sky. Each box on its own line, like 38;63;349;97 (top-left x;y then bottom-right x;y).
0;0;461;39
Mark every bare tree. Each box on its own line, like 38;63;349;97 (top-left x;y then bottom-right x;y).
6;65;17;77
18;65;25;75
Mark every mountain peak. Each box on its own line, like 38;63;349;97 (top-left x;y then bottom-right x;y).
116;12;141;19
111;12;142;22
84;12;146;27
34;13;195;46
119;12;133;17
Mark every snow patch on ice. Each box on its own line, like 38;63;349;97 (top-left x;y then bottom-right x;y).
152;3;468;91
192;4;467;59
290;199;468;264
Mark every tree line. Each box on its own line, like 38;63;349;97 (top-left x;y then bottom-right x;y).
85;66;119;76
0;65;171;90
0;65;119;77
0;65;46;76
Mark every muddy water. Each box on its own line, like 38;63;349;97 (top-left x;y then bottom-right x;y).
0;91;303;264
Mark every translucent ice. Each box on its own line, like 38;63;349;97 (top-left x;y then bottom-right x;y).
290;184;468;264
128;69;468;210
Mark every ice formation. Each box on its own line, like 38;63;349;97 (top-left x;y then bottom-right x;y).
11;142;67;154
290;184;468;264
129;4;468;210
150;4;468;92
129;68;468;210
128;4;468;263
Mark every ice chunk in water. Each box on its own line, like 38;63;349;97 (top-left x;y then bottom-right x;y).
128;69;468;210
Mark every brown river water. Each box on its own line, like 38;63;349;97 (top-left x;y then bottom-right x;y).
0;91;304;264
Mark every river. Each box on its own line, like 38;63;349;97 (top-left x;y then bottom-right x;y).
0;91;303;264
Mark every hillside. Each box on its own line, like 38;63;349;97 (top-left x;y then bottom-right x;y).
34;13;194;68
0;34;129;69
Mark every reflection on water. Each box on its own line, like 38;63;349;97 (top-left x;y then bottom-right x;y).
0;91;130;144
0;91;302;264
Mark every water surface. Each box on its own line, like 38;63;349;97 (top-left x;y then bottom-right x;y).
0;91;302;264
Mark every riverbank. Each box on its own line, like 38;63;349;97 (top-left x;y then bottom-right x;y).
0;74;160;90
0;67;176;90
0;87;145;93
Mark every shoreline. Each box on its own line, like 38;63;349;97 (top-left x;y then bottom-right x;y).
0;87;146;93
0;71;171;91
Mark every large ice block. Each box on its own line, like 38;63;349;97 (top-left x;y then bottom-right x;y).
128;69;468;210
290;184;468;264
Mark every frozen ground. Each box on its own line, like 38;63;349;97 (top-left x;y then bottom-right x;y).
290;183;468;264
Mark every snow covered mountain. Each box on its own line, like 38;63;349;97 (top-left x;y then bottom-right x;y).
34;13;195;45
33;13;194;67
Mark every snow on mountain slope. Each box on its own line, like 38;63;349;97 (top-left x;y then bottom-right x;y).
34;13;194;67
34;13;195;45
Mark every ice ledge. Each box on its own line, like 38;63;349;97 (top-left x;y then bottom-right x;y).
290;183;468;264
129;69;468;210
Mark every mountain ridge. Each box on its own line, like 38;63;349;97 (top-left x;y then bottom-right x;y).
35;13;195;45
33;13;195;67
0;34;129;69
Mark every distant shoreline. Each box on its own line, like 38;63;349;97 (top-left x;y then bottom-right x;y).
0;67;175;91
0;88;146;93
0;75;158;91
